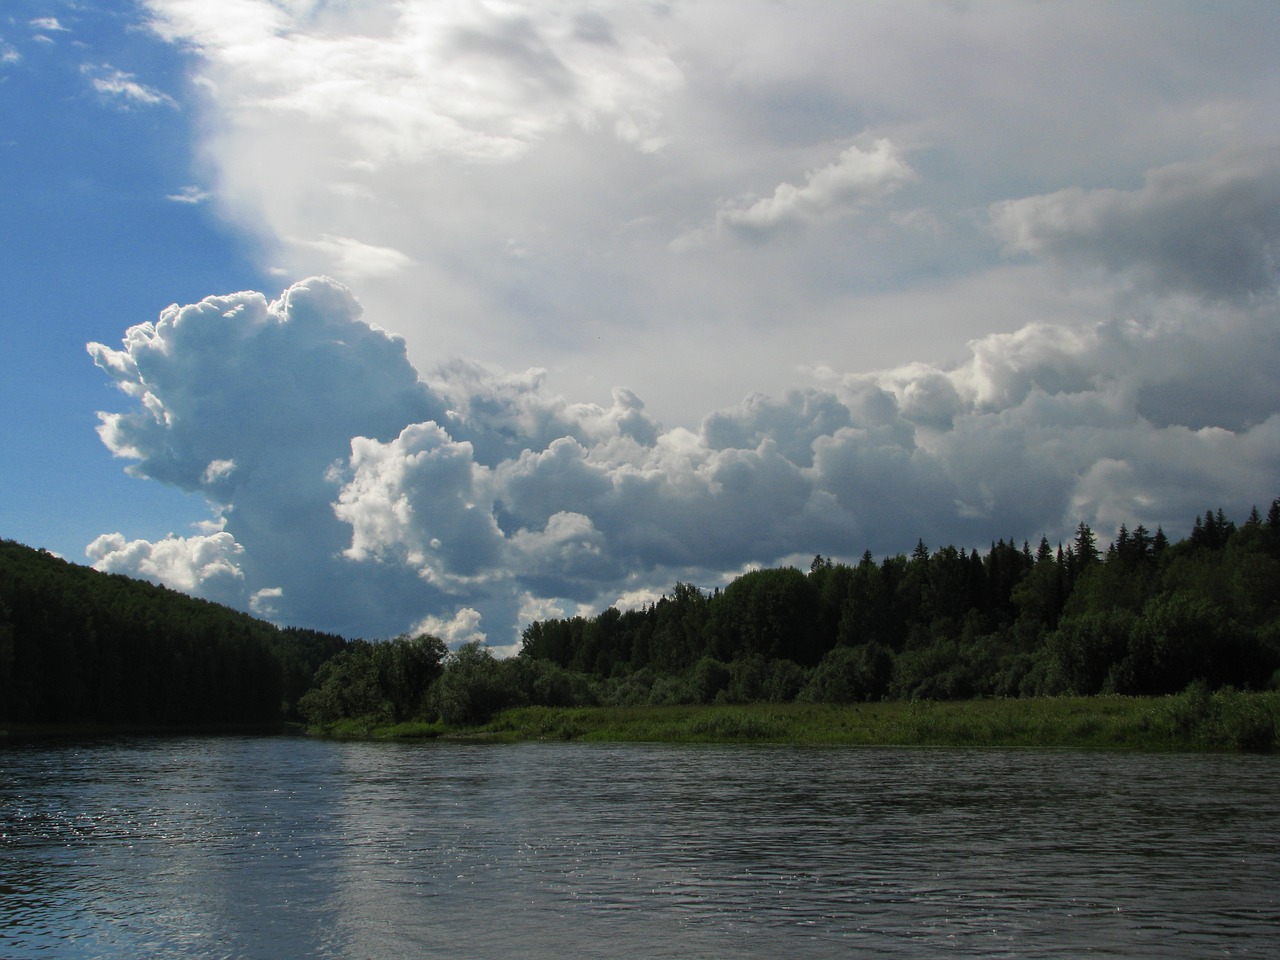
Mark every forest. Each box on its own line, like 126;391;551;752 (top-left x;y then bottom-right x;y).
2;498;1278;732
0;539;343;726
513;503;1280;711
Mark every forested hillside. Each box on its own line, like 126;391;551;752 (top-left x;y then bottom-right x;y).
0;540;343;726
519;502;1280;705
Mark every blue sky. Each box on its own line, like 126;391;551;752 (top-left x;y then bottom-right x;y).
3;1;1279;651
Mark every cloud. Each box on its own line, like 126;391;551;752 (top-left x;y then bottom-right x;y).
167;185;212;204
290;234;415;279
124;0;1280;440
333;421;503;588
697;139;915;245
83;65;177;109
412;607;487;648
991;147;1280;302
89;273;1280;647
82;4;1280;648
143;0;681;165
249;586;285;619
87;530;245;599
29;18;70;32
88;276;448;635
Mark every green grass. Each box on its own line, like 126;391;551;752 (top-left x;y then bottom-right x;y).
441;690;1280;751
309;717;448;740
12;693;1273;752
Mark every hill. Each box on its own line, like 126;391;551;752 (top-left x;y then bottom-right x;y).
0;539;343;727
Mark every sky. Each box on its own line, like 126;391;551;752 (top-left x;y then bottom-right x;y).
3;1;1279;653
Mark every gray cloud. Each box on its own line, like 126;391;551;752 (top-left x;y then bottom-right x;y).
992;148;1280;302
133;0;1280;434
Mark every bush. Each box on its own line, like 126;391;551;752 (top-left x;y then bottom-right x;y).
299;634;446;726
431;641;522;726
505;657;599;708
1156;684;1279;751
688;657;731;704
798;644;893;703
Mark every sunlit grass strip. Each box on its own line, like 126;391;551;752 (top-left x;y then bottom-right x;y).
467;690;1280;752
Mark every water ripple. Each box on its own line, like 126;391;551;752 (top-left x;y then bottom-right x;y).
3;739;1279;958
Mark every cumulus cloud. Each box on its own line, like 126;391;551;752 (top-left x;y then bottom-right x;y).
87;530;245;598
88;276;448;635
249;586;285;619
83;4;1280;648
333;421;503;588
412;607;487;648
88;270;1280;647
115;0;1280;440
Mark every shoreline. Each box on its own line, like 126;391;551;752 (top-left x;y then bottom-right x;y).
311;691;1280;753
0;721;297;743
6;691;1275;752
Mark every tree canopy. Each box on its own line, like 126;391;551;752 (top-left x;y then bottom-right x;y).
517;500;1280;704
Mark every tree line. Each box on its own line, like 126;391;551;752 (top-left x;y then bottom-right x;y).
3;498;1277;731
517;502;1280;707
291;499;1280;728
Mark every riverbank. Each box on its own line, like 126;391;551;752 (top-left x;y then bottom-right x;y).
313;687;1280;752
0;721;294;743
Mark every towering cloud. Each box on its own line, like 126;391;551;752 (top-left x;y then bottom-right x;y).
80;3;1280;648
89;267;1280;648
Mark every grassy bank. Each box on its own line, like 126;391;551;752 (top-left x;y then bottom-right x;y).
312;687;1280;752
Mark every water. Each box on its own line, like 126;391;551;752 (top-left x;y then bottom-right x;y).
2;737;1278;959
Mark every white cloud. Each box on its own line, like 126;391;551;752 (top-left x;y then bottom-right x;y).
290;234;415;279
696;139;915;245
143;0;682;165
81;4;1280;644
333;421;503;589
167;185;212;204
249;586;285;619
411;607;487;650
29;18;70;33
202;458;236;484
139;0;1280;430
89;271;1280;644
88;277;449;635
83;65;177;109
87;530;245;597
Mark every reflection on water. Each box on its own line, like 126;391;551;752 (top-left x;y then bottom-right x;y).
2;737;1279;958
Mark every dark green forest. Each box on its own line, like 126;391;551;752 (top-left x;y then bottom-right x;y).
3;499;1279;732
0;540;343;726
516;503;1280;710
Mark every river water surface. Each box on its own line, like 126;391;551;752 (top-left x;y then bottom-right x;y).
2;737;1278;958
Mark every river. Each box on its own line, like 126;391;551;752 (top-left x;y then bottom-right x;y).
2;736;1278;958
